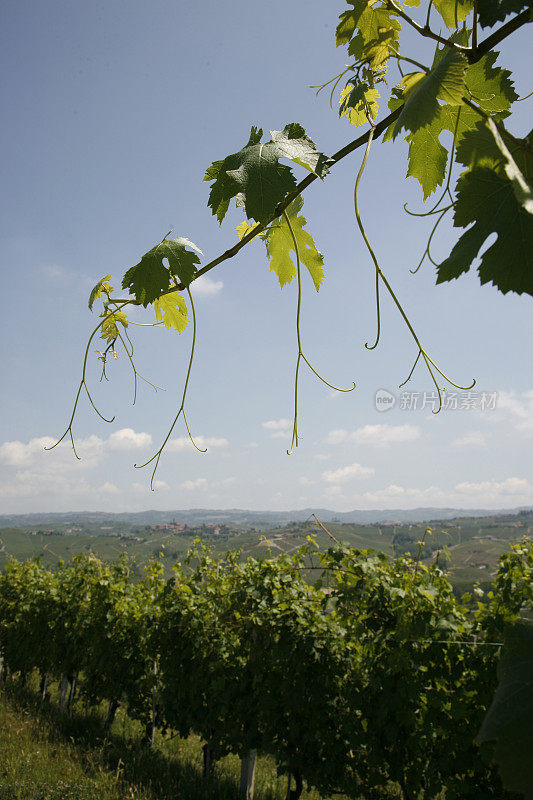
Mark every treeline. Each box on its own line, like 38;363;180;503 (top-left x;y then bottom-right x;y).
0;540;532;800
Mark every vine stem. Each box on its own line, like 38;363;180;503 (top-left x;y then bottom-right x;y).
44;303;131;458
134;286;206;490
353;125;475;412
105;13;531;311
282;210;355;456
114;327;163;405
385;0;468;51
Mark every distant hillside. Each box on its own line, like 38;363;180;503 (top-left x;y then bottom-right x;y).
0;505;531;529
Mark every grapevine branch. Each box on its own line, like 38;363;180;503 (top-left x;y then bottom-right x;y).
44;308;132;458
353;120;475;412
134;286;206;490
110;4;532;307
282;210;355;456
53;9;530;472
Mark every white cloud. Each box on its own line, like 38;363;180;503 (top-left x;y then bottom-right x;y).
0;436;57;467
355;484;448;507
192;276;223;297
167;436;229;452
108;428;152;451
451;431;486;448
455;477;532;497
324;429;349;445
494;391;533;435
313;453;330;461
322;462;375;484
181;477;208;490
262;419;291;432
0;434;104;469
99;481;119;495
497;391;533;420
325;424;421;447
360;484;405;502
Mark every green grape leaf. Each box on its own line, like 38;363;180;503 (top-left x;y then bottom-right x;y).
477;622;533;797
88;275;113;311
393;49;468;137
204;126;297;225
122;238;202;306
438;102;480;147
465;52;518;115
336;7;358;45
236;220;260;240
456;119;533;212
269;123;330;178
478;0;531;28
437;167;533;295
406;117;449;198
455;120;503;170
263;196;324;291
336;0;401;63
433;0;473;28
153;292;188;332
101;310;128;343
339;84;380;127
364;28;399;68
487;118;533;213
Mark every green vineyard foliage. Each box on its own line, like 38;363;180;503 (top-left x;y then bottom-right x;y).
1;540;532;797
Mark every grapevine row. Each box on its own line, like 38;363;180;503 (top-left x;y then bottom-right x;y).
1;540;532;799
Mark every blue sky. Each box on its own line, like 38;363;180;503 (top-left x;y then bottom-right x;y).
1;0;532;514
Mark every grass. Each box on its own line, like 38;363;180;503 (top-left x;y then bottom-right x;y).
0;678;361;800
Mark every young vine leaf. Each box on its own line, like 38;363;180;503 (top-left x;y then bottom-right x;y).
100;310;128;343
238;196;324;290
406;115;450;199
336;0;401;65
88;274;113;310
432;0;473;29
122;237;202;306
339;83;380;126
153;292;188;332
477;621;533;798
392;49;468;137
204;124;327;225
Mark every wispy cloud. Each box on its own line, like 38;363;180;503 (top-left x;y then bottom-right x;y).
193;276;224;297
322;462;375;484
455;477;532;497
181;477;208;490
262;419;292;439
325;424;421;447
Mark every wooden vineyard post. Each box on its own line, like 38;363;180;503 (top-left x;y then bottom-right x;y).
59;675;69;711
239;749;257;800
